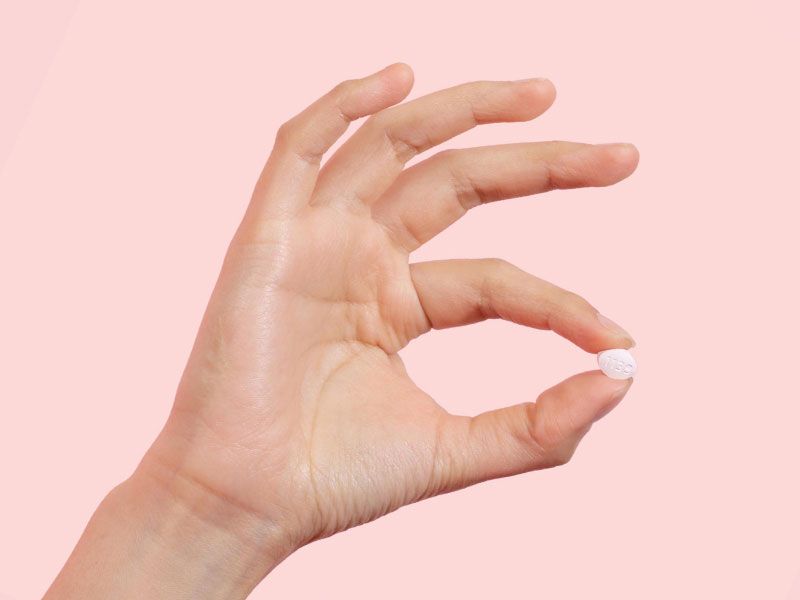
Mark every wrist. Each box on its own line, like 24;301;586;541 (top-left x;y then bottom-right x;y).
127;449;292;595
45;448;292;599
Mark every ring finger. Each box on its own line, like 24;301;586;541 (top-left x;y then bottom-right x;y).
310;78;557;212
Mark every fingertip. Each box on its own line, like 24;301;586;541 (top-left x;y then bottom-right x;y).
595;311;636;348
534;77;557;102
531;370;621;455
592;374;634;422
560;369;632;418
597;142;640;177
561;368;633;400
344;63;414;120
510;77;556;120
558;312;635;356
619;142;639;164
611;331;637;351
559;368;620;390
531;77;557;107
392;62;415;84
611;142;639;169
382;62;415;93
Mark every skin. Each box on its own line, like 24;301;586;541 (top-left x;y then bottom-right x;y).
44;63;638;599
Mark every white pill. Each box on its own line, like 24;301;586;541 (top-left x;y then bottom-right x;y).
597;348;637;379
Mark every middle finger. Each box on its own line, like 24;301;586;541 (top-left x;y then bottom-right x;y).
372;140;640;251
310;77;556;212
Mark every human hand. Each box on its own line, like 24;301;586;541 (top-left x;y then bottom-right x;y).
45;63;639;598
150;60;638;561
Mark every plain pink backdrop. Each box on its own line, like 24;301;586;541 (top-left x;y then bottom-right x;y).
1;1;799;598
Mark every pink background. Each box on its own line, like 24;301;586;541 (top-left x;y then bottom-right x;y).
1;1;799;598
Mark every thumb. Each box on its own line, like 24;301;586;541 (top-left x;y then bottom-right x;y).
437;371;633;493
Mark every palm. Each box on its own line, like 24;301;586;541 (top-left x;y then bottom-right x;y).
152;63;638;555
304;342;448;541
232;204;448;541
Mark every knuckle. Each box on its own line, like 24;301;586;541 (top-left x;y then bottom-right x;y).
525;400;586;469
444;155;496;211
329;79;358;109
480;258;519;301
563;289;592;311
547;446;575;468
473;258;513;320
273;117;321;166
364;112;422;164
364;111;388;131
484;257;520;284
274;119;296;145
532;410;565;454
482;256;513;283
362;112;388;140
332;78;357;94
386;130;420;163
434;147;459;163
550;287;592;316
485;257;513;272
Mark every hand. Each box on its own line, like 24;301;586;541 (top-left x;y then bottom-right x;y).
45;63;639;598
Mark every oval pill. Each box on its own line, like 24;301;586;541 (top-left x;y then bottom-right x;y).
597;348;637;379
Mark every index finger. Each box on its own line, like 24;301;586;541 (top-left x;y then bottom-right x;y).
409;258;636;353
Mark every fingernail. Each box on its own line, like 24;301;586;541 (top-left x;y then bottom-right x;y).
596;142;635;149
513;77;550;83
596;311;636;347
596;142;639;160
594;379;634;421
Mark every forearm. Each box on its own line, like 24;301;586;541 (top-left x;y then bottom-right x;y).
43;453;288;600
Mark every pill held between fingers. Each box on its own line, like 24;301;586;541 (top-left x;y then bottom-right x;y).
597;348;637;379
